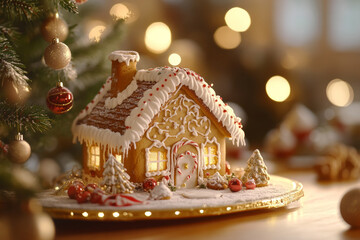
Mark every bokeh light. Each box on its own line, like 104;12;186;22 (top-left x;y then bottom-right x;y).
266;75;291;102
145;22;172;54
213;26;241;49
326;79;354;107
168;53;181;66
225;7;251;32
109;3;130;20
88;25;106;42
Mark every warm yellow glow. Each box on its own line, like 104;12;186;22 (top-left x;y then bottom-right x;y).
204;146;218;166
168;53;182;66
98;212;104;218
82;212;88;217
214;26;241;49
89;146;100;169
225;7;251;32
199;209;204;214
70;212;74;216
113;212;120;217
175;211;180;215
145;22;172;54
54;186;59;190
266;76;291;102
115;154;122;163
145;211;152;217
326;79;354;107
226;207;231;211
110;3;130;20
88;25;106;42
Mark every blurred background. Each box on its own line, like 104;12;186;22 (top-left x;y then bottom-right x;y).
2;0;360;187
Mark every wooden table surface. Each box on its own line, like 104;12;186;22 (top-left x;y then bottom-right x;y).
54;167;360;240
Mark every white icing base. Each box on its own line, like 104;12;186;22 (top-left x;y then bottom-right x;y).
39;176;301;213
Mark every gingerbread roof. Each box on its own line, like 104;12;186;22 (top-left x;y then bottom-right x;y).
72;55;245;153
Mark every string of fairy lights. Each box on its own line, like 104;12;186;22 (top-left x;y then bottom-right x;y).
87;2;355;109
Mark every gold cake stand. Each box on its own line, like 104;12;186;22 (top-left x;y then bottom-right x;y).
40;175;304;221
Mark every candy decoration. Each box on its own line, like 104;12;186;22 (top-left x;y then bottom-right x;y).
41;13;68;42
102;194;143;207
46;81;73;114
44;38;71;70
340;188;360;228
228;178;242;192
7;133;31;164
143;178;157;192
245;179;256;189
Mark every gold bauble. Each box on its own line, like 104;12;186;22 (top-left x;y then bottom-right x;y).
1;202;55;240
2;79;30;104
44;38;71;70
340;188;360;227
8;133;31;164
41;14;68;42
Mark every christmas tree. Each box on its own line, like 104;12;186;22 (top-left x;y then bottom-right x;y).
242;149;270;187
101;154;134;194
0;0;124;203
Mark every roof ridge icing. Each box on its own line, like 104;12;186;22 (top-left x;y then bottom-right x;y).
72;66;245;154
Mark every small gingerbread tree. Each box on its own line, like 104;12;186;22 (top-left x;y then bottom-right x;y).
242;149;270;187
101;154;134;194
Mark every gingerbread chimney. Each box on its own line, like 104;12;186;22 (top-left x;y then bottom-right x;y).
108;51;139;93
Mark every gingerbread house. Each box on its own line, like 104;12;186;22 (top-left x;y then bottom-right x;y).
72;51;245;188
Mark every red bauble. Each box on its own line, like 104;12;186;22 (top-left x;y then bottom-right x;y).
143;178;157;192
46;82;73;114
228;178;242;192
75;0;88;4
245;179;256;189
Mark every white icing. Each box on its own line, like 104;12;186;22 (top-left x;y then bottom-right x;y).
104;80;138;109
108;50;140;66
72;65;245;156
149;182;172;200
145;142;171;178
181;191;222;199
283;104;318;132
201;137;221;171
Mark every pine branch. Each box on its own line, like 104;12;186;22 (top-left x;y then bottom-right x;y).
0;36;29;87
54;0;78;14
0;102;52;133
0;0;41;22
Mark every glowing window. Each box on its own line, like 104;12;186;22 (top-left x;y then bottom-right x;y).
204;146;218;166
88;146;100;169
148;150;167;172
115;154;122;163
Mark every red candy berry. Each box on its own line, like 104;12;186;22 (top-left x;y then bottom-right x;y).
228;178;242;192
76;191;91;203
245;179;256;189
67;184;84;199
90;188;105;204
143;178;157;192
